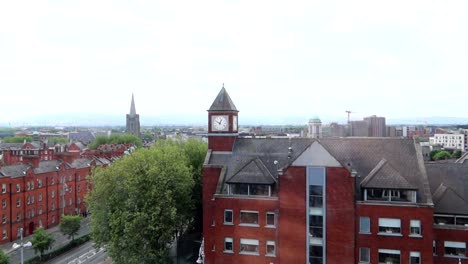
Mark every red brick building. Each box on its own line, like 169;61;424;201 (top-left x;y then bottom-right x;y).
202;87;468;264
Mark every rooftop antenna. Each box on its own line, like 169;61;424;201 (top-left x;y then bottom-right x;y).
345;110;355;123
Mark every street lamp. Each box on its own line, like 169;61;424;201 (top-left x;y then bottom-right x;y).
12;227;32;264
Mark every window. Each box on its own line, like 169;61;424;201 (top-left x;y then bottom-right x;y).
378;249;400;264
77;198;81;204
69;198;72;205
360;217;370;233
38;206;42;215
77;175;81;181
52;215;55;224
2;199;6;209
27;182;30;191
51;177;55;185
266;241;276;257
230;183;271;196
52;202;56;210
16;212;21;222
16;198;21;207
31;181;34;190
31;195;35;204
359;247;370;263
224;237;233;253
78;185;81;193
27;196;30;205
433;240;437;255
68;175;72;181
224;210;233;225
378;218;401;235
1;184;6;193
410;251;420;264
51;190;55;198
31;209;34;217
240;239;259;255
410;220;421;236
266;212;276;227
38;179;42;188
2;229;6;240
444;241;466;257
2;214;6;224
240;211;259;226
16;184;20;192
38;193;42;202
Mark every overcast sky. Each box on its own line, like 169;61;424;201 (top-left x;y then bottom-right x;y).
1;1;467;126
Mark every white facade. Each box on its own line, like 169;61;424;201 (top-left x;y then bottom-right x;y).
429;133;465;150
308;117;322;139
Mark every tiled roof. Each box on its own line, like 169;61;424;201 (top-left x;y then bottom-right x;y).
34;160;63;174
207;137;431;204
226;158;276;184
0;164;31;177
69;158;93;169
361;159;416;189
208;87;238;112
69;132;95;144
426;163;468;214
0;143;24;149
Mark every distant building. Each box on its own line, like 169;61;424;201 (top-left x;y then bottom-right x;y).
430;133;465;150
307;116;322;138
349;120;369;137
126;94;141;137
327;122;347;137
364;115;386;137
386;126;397;137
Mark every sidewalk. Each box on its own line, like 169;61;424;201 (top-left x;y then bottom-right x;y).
1;217;91;263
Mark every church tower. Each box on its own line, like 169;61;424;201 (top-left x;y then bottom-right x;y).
207;85;239;151
126;94;141;137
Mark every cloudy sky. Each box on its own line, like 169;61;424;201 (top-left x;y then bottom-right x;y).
1;1;467;126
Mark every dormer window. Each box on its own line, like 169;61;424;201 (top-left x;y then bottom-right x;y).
229;184;272;197
364;188;416;203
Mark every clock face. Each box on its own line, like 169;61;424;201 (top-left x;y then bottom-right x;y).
233;116;238;131
212;115;228;131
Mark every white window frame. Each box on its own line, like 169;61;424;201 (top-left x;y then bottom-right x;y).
410;220;421;237
359;247;370;263
378;249;400;263
410;251;420;264
378;218;401;235
16;184;20;192
2;199;6;209
266;241;276;257
1;184;6;193
266;212;276;227
239;238;259;255
239;210;259;227
224;209;233;225
16;198;21;207
224;237;233;253
360;216;371;234
444;241;466;257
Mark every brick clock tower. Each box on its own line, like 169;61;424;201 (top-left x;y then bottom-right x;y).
208;86;239;151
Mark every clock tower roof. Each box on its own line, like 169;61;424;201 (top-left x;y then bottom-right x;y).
208;86;238;112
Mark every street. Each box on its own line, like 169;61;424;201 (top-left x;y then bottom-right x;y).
48;241;108;264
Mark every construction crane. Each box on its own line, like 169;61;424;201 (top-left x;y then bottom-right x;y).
345;110;354;123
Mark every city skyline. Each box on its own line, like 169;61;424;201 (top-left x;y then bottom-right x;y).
1;1;467;125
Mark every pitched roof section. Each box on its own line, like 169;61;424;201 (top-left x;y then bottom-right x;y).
361;159;416;189
208;87;238;112
0;164;31;177
129;93;137;116
426;163;468;214
292;141;342;167
227;158;276;184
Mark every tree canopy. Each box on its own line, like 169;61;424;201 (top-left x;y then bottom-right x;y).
31;228;55;260
89;134;142;148
433;150;452;160
60;215;82;240
2;136;32;143
86;139;204;264
0;250;8;264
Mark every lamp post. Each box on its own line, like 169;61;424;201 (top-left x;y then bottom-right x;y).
12;227;32;264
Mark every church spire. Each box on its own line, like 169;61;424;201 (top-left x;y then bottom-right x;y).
130;93;137;116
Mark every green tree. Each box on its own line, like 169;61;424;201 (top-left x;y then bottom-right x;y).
0;250;8;264
60;215;82;241
181;138;207;232
31;228;55;261
2;136;32;143
433;150;452;160
429;149;441;161
86;139;194;264
89;134;142;148
453;149;462;159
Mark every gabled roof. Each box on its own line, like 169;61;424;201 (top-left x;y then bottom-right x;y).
227;158;276;184
69;158;93;169
361;159;416;189
0;164;32;177
34;160;64;174
206;137;431;204
208;87;238;112
426;163;468;214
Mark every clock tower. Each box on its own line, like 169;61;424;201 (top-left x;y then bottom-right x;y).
208;85;239;151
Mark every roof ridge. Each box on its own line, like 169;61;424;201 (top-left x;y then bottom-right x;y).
360;159;387;187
